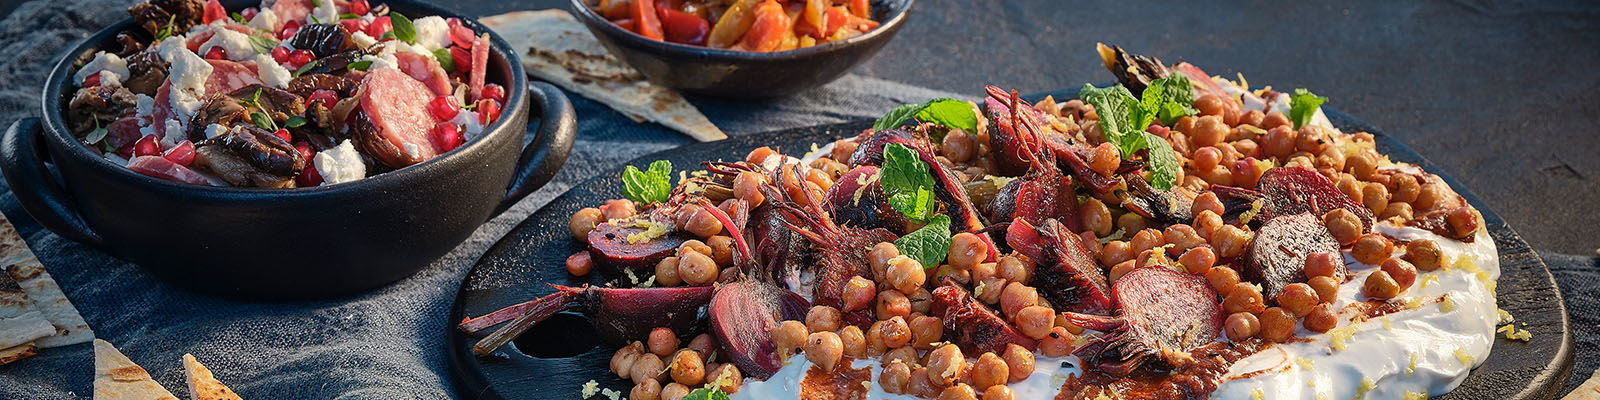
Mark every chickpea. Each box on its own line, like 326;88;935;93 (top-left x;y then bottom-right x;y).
732;171;767;208
1016;306;1055;340
1178;247;1218;275
969;352;1010;392
1206;266;1242;294
1446;207;1481;238
677;251;719;286
1224;312;1260;341
1260;112;1290;130
1089;142;1120;176
570;208;604;241
631;353;665;384
876;290;911;323
661;382;691;400
1191;115;1228;147
708;363;741;393
686;334;714;358
886;255;927;294
926;344;965;386
679;240;713;258
1039;326;1076;357
1351;233;1393;265
880;361;912;394
866;321;889;356
1277;283;1321;317
1262;126;1298;159
804;167;835;191
976;277;1008;305
1259;307;1296;343
841;276;878;312
1109;260;1137;284
1308;276;1341;303
1346;151;1378;181
1223;282;1266;315
1360;182;1391;215
745;146;777;164
1165;225;1207;254
984;385;1016;400
883;346;920;369
1194;95;1228;117
612;342;644;379
772;320;808;359
1293;304;1334;334
1381;258;1419;289
631;378;662;400
1193;210;1224;240
1414;182;1448;212
1381;202;1414;221
995;256;1029;285
1128;228;1164;256
1404;239;1444;271
668;349;706;386
1316;147;1347;172
652;257;682;287
909;287;934;315
1193;146;1223;172
705;236;735;267
1000;344;1034;383
805;331;844;372
1304;253;1344;280
1181;192;1221;220
1321;208;1365;246
565;252;594;277
1210;225;1252;258
680;210;721;239
970;261;998;283
940;131;977;163
648;327;680;358
830;325;865;358
1391;174;1421;204
870;242;901;281
910;315;943;349
1296;125;1328;154
1364;270;1402;300
806;305;843;333
832;139;861;161
939;384;978;400
1099;241;1133;268
1081;198;1115;237
947;233;989;270
1118;214;1150;236
1337;174;1365;205
601;199;637;220
999;282;1039;318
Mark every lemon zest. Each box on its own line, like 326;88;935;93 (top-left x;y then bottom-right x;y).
1354;377;1376;400
1455;348;1476;365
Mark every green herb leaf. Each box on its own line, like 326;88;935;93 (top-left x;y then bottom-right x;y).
1078;83;1183;190
248;35;278;55
893;214;952;270
284;116;308;128
390;12;417;44
433;48;456;73
310;14;322;25
1141;132;1180;191
155;15;176;41
622;160;673;205
85;119;108;145
346;60;374;71
683;387;731;400
873;98;979;137
880;143;939;223
1289;88;1327;129
1079;84;1140;158
339;13;360;20
294;60;319;77
231;12;246;23
379;31;396;41
1146;74;1198;126
250;112;276;131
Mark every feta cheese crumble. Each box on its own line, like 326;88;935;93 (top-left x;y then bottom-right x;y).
254;54;292;88
73;52;129;86
199;28;256;61
411;16;452;51
315;140;367;185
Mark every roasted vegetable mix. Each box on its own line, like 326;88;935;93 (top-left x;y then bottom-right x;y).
68;0;506;187
592;0;881;51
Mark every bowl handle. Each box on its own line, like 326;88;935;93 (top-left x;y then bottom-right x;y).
496;81;577;214
0;118;103;246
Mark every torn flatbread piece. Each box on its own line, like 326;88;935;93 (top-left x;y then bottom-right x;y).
9;258;93;347
0;342;37;365
0;310;54;350
481;10;727;142
94;339;179;400
183;354;243;400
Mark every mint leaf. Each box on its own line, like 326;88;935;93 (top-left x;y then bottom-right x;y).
1147;74;1197;126
622;160;672;205
390;12;417;44
294;60;318;77
85;119;108;144
874;98;978;136
894;214;952;270
248;35;278;55
1079;83;1183;190
1289;88;1327;129
1141;132;1179;190
346;60;374;71
1078;84;1140;158
433;48;456;73
284;116;308;128
250;112;276;131
880;143;938;223
683;387;731;400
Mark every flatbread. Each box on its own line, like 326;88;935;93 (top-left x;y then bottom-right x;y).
94;339;178;400
0;310;54;350
481;10;728;142
0;342;37;365
182;354;243;400
9;258;93;347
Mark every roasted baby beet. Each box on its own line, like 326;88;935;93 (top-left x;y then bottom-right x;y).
587;220;692;279
1005;218;1113;315
1063;266;1223;377
930;281;1037;355
1212;166;1374;230
708;281;809;379
1245;212;1343;299
464;284;715;354
824;165;907;234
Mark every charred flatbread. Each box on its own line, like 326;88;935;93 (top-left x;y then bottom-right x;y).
182;354;243;400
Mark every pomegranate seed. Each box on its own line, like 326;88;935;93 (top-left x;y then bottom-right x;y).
340;19;368;35
162;141;195;166
294;142;315;160
288;49;315;68
273;129;292;142
449;47;471;74
297;164;324;187
365;16;392;38
476;99;501;126
481;84;506;104
133;135;162;157
428;96;461;121
350;0;371;15
271;46;291;63
307;89;339;107
241;7;258;21
202;0;225;25
204;47;227;60
432;122;463;152
82;73;101;87
278;20;302;40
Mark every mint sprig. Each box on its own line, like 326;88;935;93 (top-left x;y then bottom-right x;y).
874;98;978;140
390;12;417;44
880;143;938;224
1078;82;1184;190
622;160;672;205
1289;88;1327;129
894;214;952;270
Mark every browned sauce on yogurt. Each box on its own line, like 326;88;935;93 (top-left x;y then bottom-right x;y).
1056;339;1272;400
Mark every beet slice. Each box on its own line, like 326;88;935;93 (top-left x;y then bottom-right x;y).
1213;166;1373;230
586;220;690;279
709;281;809;379
1246;212;1342;298
1063;266;1223;377
824;165;906;234
1006;218;1113;315
931;281;1037;355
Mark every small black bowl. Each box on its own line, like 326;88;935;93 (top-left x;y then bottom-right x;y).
570;0;915;99
0;0;577;300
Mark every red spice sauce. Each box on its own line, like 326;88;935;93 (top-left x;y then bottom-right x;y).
800;357;871;400
1056;340;1272;400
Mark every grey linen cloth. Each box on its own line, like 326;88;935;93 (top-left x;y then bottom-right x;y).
0;1;962;398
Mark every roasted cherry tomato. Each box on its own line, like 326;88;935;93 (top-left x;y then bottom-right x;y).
660;9;709;46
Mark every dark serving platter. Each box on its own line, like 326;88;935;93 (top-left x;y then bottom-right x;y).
445;91;1574;399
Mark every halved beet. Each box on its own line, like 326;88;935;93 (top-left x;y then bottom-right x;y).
587;221;690;280
1063;266;1222;377
569;285;715;344
1246;212;1342;298
1006;218;1113;315
931;281;1037;355
1213;166;1373;230
825;165;906;234
709;281;809;379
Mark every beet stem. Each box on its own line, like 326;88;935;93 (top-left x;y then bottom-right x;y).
471;291;572;355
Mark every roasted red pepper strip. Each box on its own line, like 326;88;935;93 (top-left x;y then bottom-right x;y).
631;0;665;40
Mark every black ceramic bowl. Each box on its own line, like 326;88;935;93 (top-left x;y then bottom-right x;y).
0;0;577;300
570;0;914;99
